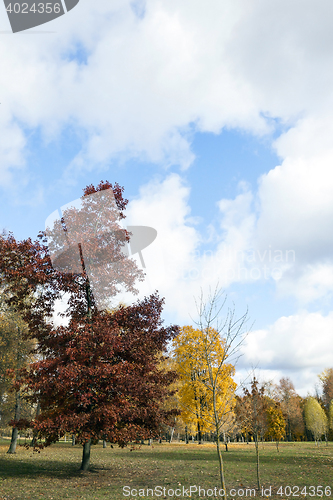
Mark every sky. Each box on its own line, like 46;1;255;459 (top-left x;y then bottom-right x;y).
1;0;333;396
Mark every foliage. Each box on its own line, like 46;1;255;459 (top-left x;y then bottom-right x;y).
274;377;305;441
15;294;179;445
265;403;286;451
318;368;333;410
238;377;268;489
304;397;328;444
172;325;236;442
0;181;178;469
0;181;144;338
329;400;333;430
0;310;35;432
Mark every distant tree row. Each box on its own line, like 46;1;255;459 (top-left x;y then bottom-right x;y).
171;327;333;448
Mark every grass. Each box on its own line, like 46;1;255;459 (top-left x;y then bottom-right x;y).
0;438;332;499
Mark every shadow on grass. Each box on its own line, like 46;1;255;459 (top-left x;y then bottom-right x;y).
0;456;108;479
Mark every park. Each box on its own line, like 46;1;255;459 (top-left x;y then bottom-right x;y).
1;183;333;500
1;438;333;499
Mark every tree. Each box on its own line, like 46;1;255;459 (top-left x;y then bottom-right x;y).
239;377;267;490
318;368;333;410
304;397;328;445
0;309;35;453
0;181;178;470
329;400;333;432
265;403;286;452
0;181;143;337
274;377;305;441
172;325;235;445
15;293;179;469
191;288;248;499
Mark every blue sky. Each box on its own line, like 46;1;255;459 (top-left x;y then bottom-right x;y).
1;0;333;395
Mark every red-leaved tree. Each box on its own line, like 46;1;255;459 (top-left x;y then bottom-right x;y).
0;181;179;470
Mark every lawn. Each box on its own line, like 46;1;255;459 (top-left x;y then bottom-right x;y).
0;438;332;500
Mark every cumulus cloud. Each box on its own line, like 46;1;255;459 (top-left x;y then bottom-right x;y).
0;0;269;185
240;311;333;395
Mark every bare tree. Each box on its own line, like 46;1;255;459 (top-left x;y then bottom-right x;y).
193;286;249;500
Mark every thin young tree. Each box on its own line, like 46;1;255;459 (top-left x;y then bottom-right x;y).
193;287;249;500
240;377;267;490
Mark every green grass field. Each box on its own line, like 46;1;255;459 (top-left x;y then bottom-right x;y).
0;438;332;500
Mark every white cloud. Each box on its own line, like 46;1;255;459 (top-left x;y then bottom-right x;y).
0;0;268;184
240;310;333;395
1;0;333;186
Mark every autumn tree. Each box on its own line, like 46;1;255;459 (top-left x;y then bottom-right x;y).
15;293;179;469
0;181;178;470
0;309;35;453
190;288;248;499
318;368;333;410
329;400;333;432
239;377;267;490
265;402;286;452
172;325;234;444
274;377;305;441
304;397;328;445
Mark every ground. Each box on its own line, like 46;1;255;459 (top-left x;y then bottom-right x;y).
0;438;332;499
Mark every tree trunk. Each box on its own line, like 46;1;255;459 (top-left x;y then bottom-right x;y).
169;427;174;443
80;439;92;471
276;441;279;452
216;430;227;500
7;427;19;454
103;439;107;448
288;418;292;442
7;391;21;454
185;426;188;444
197;421;202;444
72;434;76;446
30;401;41;447
254;433;260;490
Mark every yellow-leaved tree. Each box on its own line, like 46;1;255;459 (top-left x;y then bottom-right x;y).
265;403;286;452
304;397;328;445
172;288;249;499
172;325;236;445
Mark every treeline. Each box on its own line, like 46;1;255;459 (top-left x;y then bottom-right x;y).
169;326;333;448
